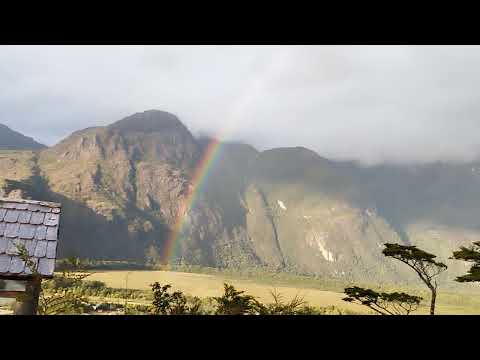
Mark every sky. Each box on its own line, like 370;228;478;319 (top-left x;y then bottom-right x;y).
1;45;480;165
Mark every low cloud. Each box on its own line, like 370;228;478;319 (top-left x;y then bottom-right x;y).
1;45;480;165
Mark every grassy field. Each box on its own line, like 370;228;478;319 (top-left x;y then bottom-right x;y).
88;269;480;315
89;270;368;313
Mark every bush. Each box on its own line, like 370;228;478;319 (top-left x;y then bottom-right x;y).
82;280;107;290
256;290;307;315
151;282;203;315
214;283;261;315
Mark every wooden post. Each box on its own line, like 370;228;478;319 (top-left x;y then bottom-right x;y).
13;278;42;315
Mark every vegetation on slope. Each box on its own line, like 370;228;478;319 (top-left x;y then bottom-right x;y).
2;110;480;286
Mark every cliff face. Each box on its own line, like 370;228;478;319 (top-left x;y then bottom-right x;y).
33;110;221;263
0;110;479;284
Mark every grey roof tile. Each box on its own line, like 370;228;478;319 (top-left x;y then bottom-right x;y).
0;198;61;278
0;237;7;254
0;208;6;221
14;203;28;210
34;240;47;258
46;241;57;259
30;212;45;225
35;225;47;240
38;258;55;276
6;239;25;255
4;210;20;223
9;257;25;274
0;255;11;272
18;211;32;223
18;224;37;239
27;204;43;212
6;239;17;255
39;206;52;213
46;227;58;241
2;202;17;209
4;223;20;238
44;213;59;226
25;239;37;256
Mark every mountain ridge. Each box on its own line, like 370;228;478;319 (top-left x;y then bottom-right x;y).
0;123;46;150
0;110;478;285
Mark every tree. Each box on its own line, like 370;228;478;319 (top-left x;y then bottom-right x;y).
343;286;422;315
382;243;447;315
213;283;261;315
151;282;202;315
451;241;480;283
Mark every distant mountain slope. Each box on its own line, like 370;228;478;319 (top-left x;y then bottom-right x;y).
0;110;478;286
0;124;46;150
36;110;215;261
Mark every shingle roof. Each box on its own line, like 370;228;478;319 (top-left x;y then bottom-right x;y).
0;198;61;278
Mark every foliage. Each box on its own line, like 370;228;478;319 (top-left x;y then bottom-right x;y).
343;286;422;315
38;258;92;315
151;282;202;315
213;283;262;315
15;245;38;274
382;243;447;315
41;277;147;300
127;304;152;315
16;244;92;315
57;258;146;271
451;241;480;283
255;289;309;315
313;305;361;315
383;244;448;274
39;291;93;315
147;281;363;316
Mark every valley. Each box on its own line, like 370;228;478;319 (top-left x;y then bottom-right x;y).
1;110;480;286
87;268;480;315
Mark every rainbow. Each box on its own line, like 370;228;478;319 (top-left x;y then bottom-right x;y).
161;137;223;263
160;47;294;264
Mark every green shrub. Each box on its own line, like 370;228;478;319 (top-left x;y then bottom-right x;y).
151;282;203;315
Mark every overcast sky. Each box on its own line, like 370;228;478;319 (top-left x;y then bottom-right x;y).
1;45;480;165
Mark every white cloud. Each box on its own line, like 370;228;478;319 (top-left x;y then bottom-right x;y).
1;45;480;165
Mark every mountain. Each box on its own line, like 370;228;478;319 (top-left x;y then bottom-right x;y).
0;124;46;150
0;110;478;285
36;110;213;261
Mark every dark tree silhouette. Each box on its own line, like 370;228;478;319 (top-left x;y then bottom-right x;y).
256;289;309;315
451;241;480;283
343;286;422;315
383;243;447;315
151;282;202;315
214;283;261;315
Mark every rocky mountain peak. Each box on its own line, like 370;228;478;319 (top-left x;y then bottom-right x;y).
108;110;189;135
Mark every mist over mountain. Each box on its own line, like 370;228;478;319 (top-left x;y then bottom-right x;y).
4;46;480;166
0;110;478;285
